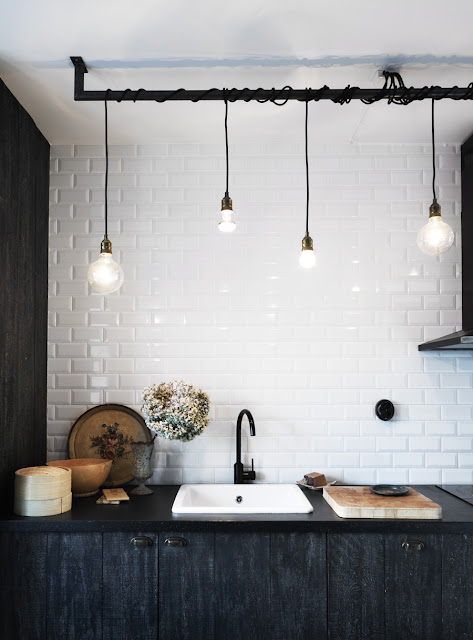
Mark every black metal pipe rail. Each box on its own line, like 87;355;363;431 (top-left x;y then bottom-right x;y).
70;56;473;104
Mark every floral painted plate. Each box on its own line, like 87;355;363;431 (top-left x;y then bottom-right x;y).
68;404;151;487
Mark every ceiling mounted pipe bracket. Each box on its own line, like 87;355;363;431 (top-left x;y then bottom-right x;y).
70;57;473;104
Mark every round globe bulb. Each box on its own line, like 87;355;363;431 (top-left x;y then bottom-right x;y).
218;208;236;233
88;252;124;293
417;216;454;256
299;248;316;269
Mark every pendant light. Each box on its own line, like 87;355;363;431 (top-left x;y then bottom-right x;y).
416;99;454;256
87;99;124;293
218;96;236;232
299;99;315;268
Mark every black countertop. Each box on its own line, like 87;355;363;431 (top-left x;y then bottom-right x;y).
2;485;473;533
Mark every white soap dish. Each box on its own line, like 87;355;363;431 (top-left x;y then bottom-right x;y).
297;479;337;491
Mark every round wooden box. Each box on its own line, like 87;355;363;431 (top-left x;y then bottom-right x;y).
14;466;72;517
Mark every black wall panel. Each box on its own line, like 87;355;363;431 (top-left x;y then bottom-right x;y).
0;79;49;511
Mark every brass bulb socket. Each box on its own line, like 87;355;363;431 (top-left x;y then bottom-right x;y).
301;233;314;251
101;237;112;254
221;195;233;211
429;199;442;218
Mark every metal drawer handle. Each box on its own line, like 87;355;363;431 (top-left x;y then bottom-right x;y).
402;540;425;552
165;537;187;548
131;536;153;548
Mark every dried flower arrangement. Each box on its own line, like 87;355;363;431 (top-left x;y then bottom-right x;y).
141;380;210;442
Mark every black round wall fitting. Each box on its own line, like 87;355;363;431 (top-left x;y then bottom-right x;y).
375;399;395;421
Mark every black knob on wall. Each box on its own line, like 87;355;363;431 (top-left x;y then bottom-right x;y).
375;399;395;421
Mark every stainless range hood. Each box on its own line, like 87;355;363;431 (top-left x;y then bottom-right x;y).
418;132;473;351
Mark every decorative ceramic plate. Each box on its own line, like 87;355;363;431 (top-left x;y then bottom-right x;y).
68;404;151;487
297;479;337;491
369;484;409;497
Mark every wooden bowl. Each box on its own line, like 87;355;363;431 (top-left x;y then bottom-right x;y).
47;458;112;497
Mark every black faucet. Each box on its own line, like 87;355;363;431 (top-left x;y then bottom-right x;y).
234;409;256;484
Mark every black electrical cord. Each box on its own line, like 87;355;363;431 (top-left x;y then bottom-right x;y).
93;79;473;104
432;98;437;201
305;98;309;235
104;97;109;238
71;57;473;104
224;95;229;196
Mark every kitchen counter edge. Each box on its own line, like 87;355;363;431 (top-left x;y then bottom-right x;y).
1;484;473;533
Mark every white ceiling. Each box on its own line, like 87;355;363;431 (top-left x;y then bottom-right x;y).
2;0;473;145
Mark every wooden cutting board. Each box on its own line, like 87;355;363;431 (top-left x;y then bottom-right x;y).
323;486;442;519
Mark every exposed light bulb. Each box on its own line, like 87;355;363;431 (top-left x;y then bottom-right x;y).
299;232;316;269
88;238;124;294
219;194;236;232
417;200;454;256
299;249;316;269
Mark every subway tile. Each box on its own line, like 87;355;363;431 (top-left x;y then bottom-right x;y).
392;453;424;468
72;359;102;374
104;390;136;404
376;469;409;484
343;469;377;484
408;469;442;484
442;437;472;452
441;469;473;483
425;453;457;468
72;390;103;404
88;375;119;389
47;143;466;480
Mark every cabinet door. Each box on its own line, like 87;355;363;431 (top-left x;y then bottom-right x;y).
159;532;215;640
46;533;103;640
385;534;442;640
103;532;158;640
442;533;473;640
271;532;327;640
328;533;385;640
215;533;271;640
0;532;47;640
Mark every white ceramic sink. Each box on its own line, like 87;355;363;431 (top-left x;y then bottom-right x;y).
172;483;313;514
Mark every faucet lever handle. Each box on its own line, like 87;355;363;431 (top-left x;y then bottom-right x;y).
243;458;256;482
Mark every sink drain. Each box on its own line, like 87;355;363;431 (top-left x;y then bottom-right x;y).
235;496;243;503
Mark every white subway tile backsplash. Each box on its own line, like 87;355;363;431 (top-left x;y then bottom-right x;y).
47;143;470;482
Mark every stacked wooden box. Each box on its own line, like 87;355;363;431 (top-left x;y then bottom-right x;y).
14;466;72;516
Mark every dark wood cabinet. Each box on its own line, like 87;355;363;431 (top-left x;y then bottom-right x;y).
270;532;327;640
158;532;215;640
328;533;453;640
384;534;442;640
214;532;272;640
2;529;472;640
442;533;473;640
46;533;103;640
159;531;327;640
328;533;385;640
0;532;48;639
104;532;158;640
